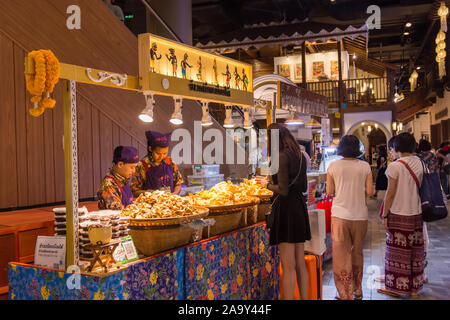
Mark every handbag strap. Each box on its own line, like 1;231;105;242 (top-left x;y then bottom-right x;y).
398;160;420;190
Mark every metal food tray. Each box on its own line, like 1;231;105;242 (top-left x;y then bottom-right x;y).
127;207;209;227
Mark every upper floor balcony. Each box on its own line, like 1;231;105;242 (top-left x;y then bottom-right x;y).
306;76;393;107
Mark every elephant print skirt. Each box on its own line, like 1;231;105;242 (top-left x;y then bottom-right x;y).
385;212;425;295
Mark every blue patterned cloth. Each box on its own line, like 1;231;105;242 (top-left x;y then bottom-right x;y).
9;224;279;300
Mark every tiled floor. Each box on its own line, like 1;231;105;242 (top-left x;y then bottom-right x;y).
322;194;450;300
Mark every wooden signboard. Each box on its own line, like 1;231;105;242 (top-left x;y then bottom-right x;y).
277;81;328;117
138;33;253;107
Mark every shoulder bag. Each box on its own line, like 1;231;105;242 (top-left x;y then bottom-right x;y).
266;152;303;229
398;159;448;222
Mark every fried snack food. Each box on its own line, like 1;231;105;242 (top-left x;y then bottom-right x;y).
188;181;258;206
121;190;203;219
238;179;273;197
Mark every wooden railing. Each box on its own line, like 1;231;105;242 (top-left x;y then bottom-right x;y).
306;77;389;104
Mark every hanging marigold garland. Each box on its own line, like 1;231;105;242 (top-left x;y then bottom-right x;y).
25;50;60;117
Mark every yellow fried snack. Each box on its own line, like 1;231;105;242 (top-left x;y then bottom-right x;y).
187;180;270;207
121;190;203;219
238;179;273;196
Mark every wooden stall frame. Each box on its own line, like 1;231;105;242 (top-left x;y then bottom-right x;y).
23;36;265;267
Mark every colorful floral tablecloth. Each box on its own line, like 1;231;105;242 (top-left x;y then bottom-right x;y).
8;223;279;300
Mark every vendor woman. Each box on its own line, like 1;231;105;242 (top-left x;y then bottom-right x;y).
97;146;139;210
131;130;183;196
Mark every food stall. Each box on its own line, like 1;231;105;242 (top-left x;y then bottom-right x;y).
8;34;284;300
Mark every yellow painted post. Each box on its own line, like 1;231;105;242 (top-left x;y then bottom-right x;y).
266;102;272;127
63;79;79;267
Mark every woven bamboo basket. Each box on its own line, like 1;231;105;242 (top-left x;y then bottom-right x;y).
127;207;209;257
248;194;272;222
242;197;261;226
200;198;261;237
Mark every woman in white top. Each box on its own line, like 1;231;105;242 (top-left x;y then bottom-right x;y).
327;135;374;300
378;133;425;298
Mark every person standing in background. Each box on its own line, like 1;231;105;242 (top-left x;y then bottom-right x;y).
372;145;388;199
103;0;124;22
378;133;425;298
436;141;450;198
326;135;373;300
300;145;311;171
255;123;311;300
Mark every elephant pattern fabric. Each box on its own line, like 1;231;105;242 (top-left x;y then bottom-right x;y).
385;213;425;295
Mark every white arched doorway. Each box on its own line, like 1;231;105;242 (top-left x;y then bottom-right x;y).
348;120;391;164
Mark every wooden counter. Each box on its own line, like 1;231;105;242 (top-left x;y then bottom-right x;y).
0;201;98;294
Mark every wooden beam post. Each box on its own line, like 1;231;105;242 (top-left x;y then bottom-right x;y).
63;79;79;267
337;40;344;137
302;42;307;89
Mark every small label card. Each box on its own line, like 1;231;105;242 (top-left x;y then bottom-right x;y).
34;236;66;270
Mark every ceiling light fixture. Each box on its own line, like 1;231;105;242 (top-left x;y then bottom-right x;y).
201;101;213;127
305;118;322;129
243;108;253;129
285;110;304;126
139;92;155;123
404;31;410;36
170;96;183;125
223;105;234;128
405;22;412;28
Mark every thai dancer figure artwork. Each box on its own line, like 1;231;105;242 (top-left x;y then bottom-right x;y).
213;59;218;85
233;67;241;90
181;53;192;79
149;42;162;72
166;48;178;77
196;56;203;81
222;64;231;88
242;68;248;91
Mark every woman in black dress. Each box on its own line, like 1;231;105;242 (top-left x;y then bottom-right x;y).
255;123;311;300
373;145;388;199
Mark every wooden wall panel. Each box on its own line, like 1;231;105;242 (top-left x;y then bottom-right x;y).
13;45;28;207
119;128;132;146
0;33;18;209
77;96;94;199
112;123;120;150
43;105;56;204
52;83;65;203
25;88;46;206
91;107;102;199
99;113;113;180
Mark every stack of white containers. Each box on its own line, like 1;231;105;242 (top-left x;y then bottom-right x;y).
304;209;327;256
187;164;224;190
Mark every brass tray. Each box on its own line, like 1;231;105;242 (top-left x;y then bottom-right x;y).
127;206;209;227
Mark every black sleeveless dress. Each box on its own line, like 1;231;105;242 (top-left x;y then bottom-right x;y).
268;150;311;245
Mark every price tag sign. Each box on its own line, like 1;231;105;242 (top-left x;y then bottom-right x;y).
113;236;139;264
34;236;66;270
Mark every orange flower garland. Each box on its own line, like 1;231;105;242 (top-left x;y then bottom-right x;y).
25;50;60;117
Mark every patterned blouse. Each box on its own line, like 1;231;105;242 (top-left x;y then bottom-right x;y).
97;170;130;210
418;151;439;174
131;155;183;196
